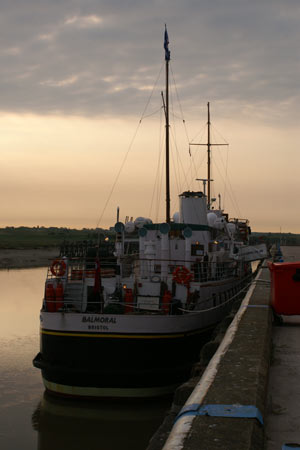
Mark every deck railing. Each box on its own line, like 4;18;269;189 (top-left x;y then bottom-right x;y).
46;257;116;282
43;256;251;314
121;257;244;282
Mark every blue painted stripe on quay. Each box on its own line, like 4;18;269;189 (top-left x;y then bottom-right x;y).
175;404;264;426
243;305;270;308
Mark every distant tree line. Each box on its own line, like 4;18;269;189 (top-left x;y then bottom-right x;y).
250;232;300;247
1;226;299;249
0;226;114;249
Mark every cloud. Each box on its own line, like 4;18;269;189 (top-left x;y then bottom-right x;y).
64;14;103;28
0;0;300;124
2;47;21;55
40;75;79;87
38;33;56;42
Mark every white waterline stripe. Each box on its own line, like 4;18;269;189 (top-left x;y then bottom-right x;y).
162;268;262;450
43;378;178;398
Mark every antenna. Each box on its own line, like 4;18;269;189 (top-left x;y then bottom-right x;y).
196;178;213;197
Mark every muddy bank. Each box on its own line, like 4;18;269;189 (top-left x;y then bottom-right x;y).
0;248;60;269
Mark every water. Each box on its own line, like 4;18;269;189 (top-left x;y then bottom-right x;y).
0;268;170;450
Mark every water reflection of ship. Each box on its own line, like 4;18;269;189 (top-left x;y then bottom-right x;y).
32;392;170;450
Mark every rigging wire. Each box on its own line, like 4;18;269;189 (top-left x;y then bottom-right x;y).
156;147;165;222
224;145;229;209
139;63;164;121
170;65;199;194
187;111;207;192
168;134;208;224
188;124;207;191
148;106;164;218
211;127;229;210
170;141;181;213
189;122;207;145
169;126;191;191
209;125;242;217
170;66;191;145
95;63;164;228
210;122;229;145
169;82;207;194
226;174;244;218
193;150;207;188
188;115;242;218
142;106;164;120
95;121;142;228
212;158;243;217
169;81;182;198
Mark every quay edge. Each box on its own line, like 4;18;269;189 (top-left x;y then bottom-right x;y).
147;264;272;450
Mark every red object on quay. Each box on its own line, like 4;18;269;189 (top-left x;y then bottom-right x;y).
268;262;300;315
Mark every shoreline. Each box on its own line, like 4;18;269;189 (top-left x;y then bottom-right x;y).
0;248;60;269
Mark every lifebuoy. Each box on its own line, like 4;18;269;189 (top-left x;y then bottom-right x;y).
50;259;66;277
172;266;193;286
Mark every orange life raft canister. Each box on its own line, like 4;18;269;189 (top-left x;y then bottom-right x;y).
45;283;55;312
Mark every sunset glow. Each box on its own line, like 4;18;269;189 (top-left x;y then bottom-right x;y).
0;1;299;232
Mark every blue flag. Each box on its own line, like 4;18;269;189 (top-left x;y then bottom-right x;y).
164;26;170;61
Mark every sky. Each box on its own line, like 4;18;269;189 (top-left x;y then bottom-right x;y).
1;0;300;232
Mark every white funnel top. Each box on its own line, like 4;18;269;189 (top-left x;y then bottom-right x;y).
179;191;208;225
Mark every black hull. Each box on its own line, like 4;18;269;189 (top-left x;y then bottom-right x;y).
33;272;253;398
33;328;213;398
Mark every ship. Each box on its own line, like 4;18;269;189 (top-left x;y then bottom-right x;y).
33;27;267;398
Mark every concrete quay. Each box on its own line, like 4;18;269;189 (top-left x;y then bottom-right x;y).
147;246;300;450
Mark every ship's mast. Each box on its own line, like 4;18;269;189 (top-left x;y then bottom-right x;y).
191;103;228;208
164;25;171;223
207;101;211;205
